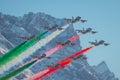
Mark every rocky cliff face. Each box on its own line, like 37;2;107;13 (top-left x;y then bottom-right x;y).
93;61;119;80
0;12;118;80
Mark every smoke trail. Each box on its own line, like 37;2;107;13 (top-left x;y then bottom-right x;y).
0;24;69;75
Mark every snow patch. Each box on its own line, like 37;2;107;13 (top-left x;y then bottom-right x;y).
0;47;7;54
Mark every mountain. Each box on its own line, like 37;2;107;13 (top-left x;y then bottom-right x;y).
0;12;118;80
93;61;119;80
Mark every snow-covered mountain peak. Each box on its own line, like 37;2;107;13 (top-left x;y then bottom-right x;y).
0;12;118;80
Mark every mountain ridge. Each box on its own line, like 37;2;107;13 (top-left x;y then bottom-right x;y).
0;12;118;80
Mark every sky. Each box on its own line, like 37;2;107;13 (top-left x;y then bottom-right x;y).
0;0;120;78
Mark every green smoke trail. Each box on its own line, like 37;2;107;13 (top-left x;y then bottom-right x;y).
0;31;48;67
0;41;27;57
0;59;37;80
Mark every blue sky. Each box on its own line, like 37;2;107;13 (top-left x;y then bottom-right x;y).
0;0;120;78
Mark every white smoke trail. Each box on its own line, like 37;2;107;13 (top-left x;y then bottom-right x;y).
0;24;69;75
